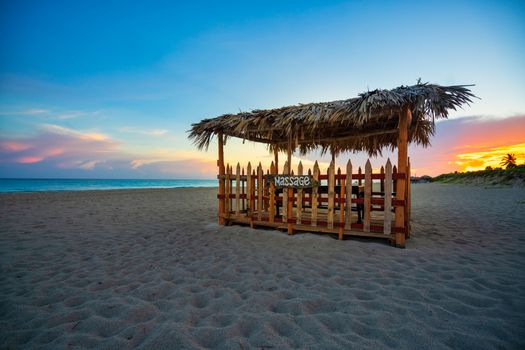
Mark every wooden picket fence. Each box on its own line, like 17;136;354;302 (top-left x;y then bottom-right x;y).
218;158;411;242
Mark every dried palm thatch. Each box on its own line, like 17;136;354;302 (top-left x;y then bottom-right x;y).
189;81;476;156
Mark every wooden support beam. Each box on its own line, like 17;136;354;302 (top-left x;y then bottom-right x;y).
338;171;345;240
395;105;410;248
247;162;252;217
407;157;411;238
287;140;293;234
269;161;275;223
345;159;353;229
241;167;245;212
380;166;385;193
251;169;256;228
264;169;269;211
257;163;263;221
364;159;372;232
296;161;303;224
235;163;240;216
217;132;225;225
282;161;288;224
225;163;230;220
384;159;392;235
311;161;319;227
327;161;335;229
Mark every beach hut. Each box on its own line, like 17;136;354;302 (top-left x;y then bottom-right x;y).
189;82;475;247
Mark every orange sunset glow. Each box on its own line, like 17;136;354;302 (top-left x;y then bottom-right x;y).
455;143;525;171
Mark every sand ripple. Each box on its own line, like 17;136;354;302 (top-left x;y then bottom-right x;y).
1;185;524;349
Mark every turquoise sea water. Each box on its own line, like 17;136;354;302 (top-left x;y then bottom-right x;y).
0;179;218;193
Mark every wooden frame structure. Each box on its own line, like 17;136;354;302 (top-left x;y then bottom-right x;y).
190;82;475;247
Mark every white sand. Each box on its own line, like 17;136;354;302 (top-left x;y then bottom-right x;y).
1;184;524;349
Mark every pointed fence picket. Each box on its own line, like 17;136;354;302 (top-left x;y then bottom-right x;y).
269;161;276;223
246;162;252;216
257;163;263;221
327;161;335;229
364;160;372;232
235;163;240;215
296;162;303;224
224;163;230;218
282;161;288;223
311;161;319;227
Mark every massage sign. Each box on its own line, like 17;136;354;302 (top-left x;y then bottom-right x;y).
269;175;317;189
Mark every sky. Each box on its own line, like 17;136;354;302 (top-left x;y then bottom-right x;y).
1;0;524;179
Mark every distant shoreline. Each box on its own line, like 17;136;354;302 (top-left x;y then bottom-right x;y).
432;165;524;186
0;178;218;193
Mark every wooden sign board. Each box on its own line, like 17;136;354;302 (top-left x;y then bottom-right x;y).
269;175;316;189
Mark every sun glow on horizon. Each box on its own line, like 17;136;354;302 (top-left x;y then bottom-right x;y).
455;143;525;172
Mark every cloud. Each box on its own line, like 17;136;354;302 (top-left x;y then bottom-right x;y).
1;141;32;152
0;105;101;120
40;124;110;142
0;123;216;178
17;156;44;164
26;108;49;115
0;124;119;166
119;126;169;136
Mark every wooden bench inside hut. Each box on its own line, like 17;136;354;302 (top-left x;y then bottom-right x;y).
189;82;475;247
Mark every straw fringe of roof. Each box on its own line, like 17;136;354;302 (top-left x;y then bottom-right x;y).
189;81;476;156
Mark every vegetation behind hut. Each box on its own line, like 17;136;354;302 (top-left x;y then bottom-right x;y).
433;164;525;186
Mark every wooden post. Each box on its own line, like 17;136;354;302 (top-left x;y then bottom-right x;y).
231;165;234;215
406;157;411;238
338;170;345;240
257;163;263;221
225;163;230;221
282;161;288;224
287;141;293;234
345;159;353;229
264;169;269;211
364;159;372;232
247;162;252;217
358;166;362;186
384;159;392;236
337;167;341;209
311;161;319;227
251;169;256;227
296;161;303;224
380;165;385;210
217;132;225;225
380;166;385;193
307;168;312;209
242;167;245;212
395;105;410;248
393;165;397;194
235;163;240;216
327;161;335;229
269;161;276;223
287;187;293;234
229;165;233;217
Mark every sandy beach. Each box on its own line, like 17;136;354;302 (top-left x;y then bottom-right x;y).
1;184;524;349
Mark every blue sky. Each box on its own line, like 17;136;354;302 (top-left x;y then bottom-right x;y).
1;0;524;178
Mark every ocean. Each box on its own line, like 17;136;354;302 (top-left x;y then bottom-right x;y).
0;178;218;193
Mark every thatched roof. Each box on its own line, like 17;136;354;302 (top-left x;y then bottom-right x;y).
189;81;476;156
